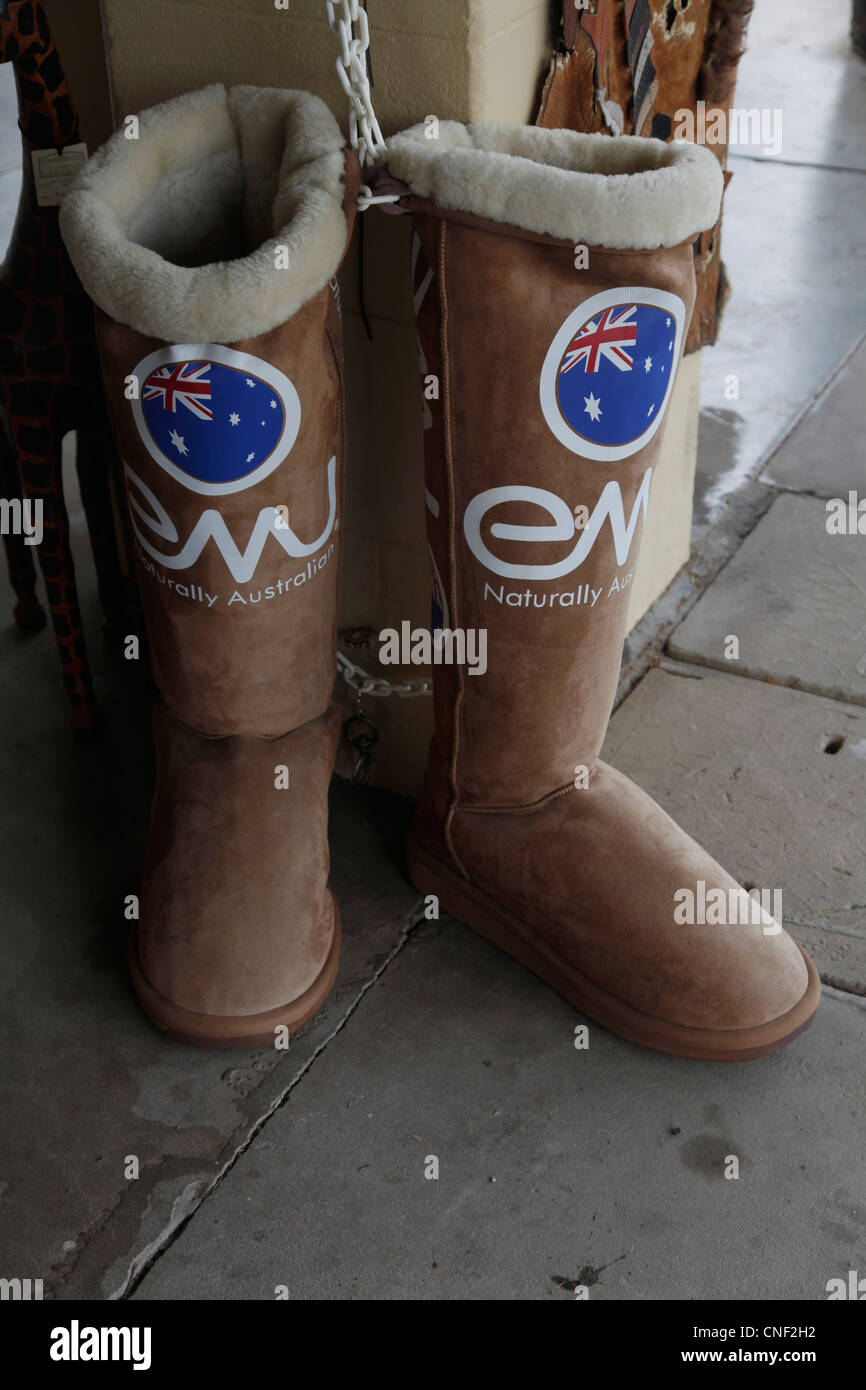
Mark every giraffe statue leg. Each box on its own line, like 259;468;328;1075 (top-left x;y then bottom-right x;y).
74;425;130;641
19;425;101;731
0;411;45;632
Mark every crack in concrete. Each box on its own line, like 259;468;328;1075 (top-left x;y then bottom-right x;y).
616;325;866;720
658;651;866;711
785;917;866;938
616;479;780;713
656;665;705;681
111;902;426;1300
820;983;866;1009
755;327;866;473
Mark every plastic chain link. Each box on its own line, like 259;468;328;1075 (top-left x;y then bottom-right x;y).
325;0;400;210
326;4;425;708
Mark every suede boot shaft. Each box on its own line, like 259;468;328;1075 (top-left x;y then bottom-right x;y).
412;212;696;807
384;122;819;1061
62;84;359;739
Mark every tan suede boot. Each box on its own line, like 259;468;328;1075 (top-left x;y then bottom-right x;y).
381;123;820;1061
61;86;358;1045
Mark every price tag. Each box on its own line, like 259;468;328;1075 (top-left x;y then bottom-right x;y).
30;142;88;207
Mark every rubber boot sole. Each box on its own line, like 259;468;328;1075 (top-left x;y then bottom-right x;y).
128;901;341;1049
406;835;821;1063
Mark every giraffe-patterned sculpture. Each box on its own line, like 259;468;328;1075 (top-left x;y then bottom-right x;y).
0;0;126;728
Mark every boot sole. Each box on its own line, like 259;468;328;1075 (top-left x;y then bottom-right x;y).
127;900;341;1049
406;836;821;1063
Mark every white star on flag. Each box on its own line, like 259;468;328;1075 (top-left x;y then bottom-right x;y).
229;412;240;426
169;428;188;456
644;357;652;373
270;399;278;408
647;404;655;417
246;452;255;463
245;378;255;388
584;392;602;422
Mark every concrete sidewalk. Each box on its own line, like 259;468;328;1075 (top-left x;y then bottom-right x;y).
1;0;865;1301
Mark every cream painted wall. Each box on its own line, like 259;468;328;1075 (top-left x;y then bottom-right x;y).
100;1;554;133
44;0;113;148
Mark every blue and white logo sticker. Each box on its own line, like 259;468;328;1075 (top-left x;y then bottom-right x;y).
130;343;301;495
539;286;685;461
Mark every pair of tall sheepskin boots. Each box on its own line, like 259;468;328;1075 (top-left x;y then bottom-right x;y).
61;85;819;1059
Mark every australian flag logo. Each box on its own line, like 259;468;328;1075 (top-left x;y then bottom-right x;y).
131;345;302;496
142;360;284;485
540;289;684;462
557;301;674;447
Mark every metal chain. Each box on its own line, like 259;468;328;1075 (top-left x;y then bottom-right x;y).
343;710;379;784
337;635;431;785
337;649;431;699
324;1;400;208
321;8;424;768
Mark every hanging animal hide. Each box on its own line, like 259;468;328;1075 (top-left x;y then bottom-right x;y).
537;0;754;352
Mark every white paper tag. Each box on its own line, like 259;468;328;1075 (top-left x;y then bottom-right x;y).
30;143;88;207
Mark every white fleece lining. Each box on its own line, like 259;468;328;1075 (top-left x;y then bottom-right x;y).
384;121;723;250
60;85;348;344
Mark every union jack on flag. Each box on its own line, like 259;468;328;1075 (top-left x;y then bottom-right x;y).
143;362;214;420
560;305;638;375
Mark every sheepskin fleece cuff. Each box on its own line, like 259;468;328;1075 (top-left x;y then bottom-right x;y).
384;121;723;250
60;85;348;343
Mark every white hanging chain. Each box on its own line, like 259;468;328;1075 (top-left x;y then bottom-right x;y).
324;9;417;704
324;0;400;209
337;649;432;699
